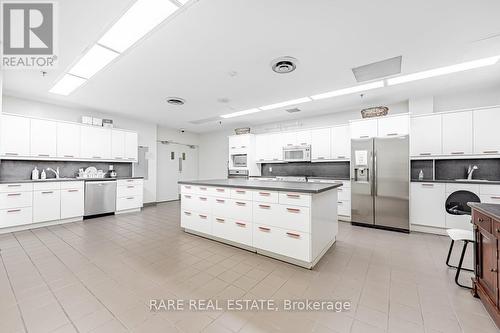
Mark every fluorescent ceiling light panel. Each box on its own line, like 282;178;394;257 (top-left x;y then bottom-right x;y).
311;81;385;100
49;74;87;96
68;44;120;79
220;108;261;119
259;97;312;111
98;0;178;52
177;0;189;4
387;55;500;86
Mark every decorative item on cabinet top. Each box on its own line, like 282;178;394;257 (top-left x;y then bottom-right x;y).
234;127;251;135
361;106;389;118
0;113;138;163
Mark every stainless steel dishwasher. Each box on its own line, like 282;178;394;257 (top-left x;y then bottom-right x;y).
84;180;117;217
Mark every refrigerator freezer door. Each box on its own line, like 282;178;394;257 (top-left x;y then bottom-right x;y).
351;138;374;225
374;135;409;230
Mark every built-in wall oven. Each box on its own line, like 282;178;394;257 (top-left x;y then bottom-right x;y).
283;145;311;162
231;154;247;168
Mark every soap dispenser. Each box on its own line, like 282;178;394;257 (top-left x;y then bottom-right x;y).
418;169;424;180
41;169;46;180
31;167;39;180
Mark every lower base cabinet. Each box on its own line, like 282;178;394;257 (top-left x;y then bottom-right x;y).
253;224;310;262
212;217;252;246
60;182;84;219
116;179;143;212
0;207;33;228
33;188;61;223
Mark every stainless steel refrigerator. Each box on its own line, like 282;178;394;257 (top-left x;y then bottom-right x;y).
350;135;409;232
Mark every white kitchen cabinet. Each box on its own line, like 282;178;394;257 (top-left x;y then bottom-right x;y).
111;130;126;160
331;125;350;159
350;119;378;139
311;128;331;161
410;114;442;157
255;134;268;162
57;122;81;158
281;130;311;147
30;119;57;158
281;131;297;147
410;182;445;228
0;114;30;157
296;130;311;146
442;111;473;156
473;107;500;154
124;131;138;161
377;115;409;137
256;133;282;162
228;134;251;151
60;182;84;219
116;179;143;212
81;126;112;159
33;188;61;223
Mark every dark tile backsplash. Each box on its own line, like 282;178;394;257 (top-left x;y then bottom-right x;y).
261;161;350;179
410;160;434;180
0;160;132;181
435;159;500;181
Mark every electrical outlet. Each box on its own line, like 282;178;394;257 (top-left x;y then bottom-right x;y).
269;167;272;172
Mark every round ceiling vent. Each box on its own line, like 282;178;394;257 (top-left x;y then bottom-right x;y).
271;56;298;74
166;97;185;105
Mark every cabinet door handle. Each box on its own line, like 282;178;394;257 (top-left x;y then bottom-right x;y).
185;185;191;189
258;226;271;231
92;156;102;159
5;152;19;156
490;196;500;199
287;194;300;198
199;197;207;201
7;209;21;213
338;201;343;204
419;153;431;156
259;204;270;209
7;193;21;196
68;189;79;192
184;211;192;216
317;157;325;160
127;186;135;188
63;155;74;158
490;268;498;273
483;150;498;154
235;222;246;227
337;156;346;159
215;218;225;223
451;152;464;155
386;133;398;136
478;218;484;223
360;135;369;139
235;201;246;206
126;197;134;200
184;195;192;199
38;154;50;157
259;192;271;196
286;232;301;238
41;191;54;194
421;184;434;187
236;190;246;194
216;199;225;203
286;208;301;213
216;188;225;192
199;214;208;219
199;187;207;191
7;184;21;187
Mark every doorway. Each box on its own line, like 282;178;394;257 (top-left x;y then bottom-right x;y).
157;142;198;202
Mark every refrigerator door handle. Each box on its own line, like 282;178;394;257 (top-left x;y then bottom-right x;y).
373;152;377;196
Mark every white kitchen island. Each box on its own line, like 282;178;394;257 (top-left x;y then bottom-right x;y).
178;179;342;268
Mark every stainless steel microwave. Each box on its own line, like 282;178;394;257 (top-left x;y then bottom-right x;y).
283;145;311;162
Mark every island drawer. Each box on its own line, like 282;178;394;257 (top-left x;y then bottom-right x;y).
253;202;280;224
279;192;311;207
181;210;211;234
213;217;252;246
180;184;195;194
230;188;253;201
194;185;211;195
195;194;212;213
278;205;311;233
253;190;279;203
473;211;492;233
210;187;230;198
213;197;230;217
254;224;310;262
227;199;252;221
181;193;197;211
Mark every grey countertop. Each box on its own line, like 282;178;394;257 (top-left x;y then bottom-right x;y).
178;179;342;194
411;179;500;185
468;203;500;220
0;176;143;184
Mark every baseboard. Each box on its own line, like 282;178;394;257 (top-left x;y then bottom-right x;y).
115;208;141;215
143;202;157;207
0;216;83;234
410;224;447;235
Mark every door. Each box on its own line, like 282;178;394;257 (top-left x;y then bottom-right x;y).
157;143;198;202
311;128;331;161
410;115;442;157
57;122;81;158
377;115;409;137
125;132;138;161
442;111;473;156
30;119;57;158
351;138;374;225
374;135;409;230
111;130;126;160
331;125;350;159
473;107;500;154
1;114;30;157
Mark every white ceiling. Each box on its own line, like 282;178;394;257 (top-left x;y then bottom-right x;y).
4;0;500;132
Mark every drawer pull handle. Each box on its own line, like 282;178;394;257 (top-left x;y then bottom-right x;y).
491;268;498;273
127;186;135;188
184;212;192;216
338;202;342;204
38;154;50;157
287;194;300;198
338;188;343;191
317;157;325;160
236;190;246;194
360;135;369;138
235;202;246;206
259;192;271;196
63;155;74;158
235;222;246;227
199;214;208;219
7;193;22;196
216;199;225;203
41;191;54;194
386;133;398;136
483;150;499;154
259;226;271;232
5;152;19;156
259;204;271;209
92;156;102;159
199;187;207;190
337;156;346;159
7;209;21;213
478;218;484;222
184;195;192;198
68;189;79;192
7;184;22;187
490;196;500;199
287;208;301;213
451;152;464;155
286;232;301;238
199;197;208;201
216;188;225;192
215;218;225;223
419;153;431;156
126;197;134;200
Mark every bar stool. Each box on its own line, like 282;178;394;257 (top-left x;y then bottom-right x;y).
445;190;479;289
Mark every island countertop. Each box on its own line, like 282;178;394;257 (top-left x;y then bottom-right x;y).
178;178;342;194
468;202;500;221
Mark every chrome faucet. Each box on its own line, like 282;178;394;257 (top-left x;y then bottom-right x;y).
467;165;478;180
46;167;60;179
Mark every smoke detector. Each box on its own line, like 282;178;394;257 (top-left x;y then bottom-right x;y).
166;97;185;105
271;56;298;74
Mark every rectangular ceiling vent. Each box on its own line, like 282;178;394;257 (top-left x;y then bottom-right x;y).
189;116;220;125
286;108;301;113
352;56;402;82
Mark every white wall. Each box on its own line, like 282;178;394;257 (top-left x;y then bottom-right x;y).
433;85;500;112
2;95;158;203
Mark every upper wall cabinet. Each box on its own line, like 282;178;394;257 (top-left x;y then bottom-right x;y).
0;114;30;157
442;111;473;156
410;114;442;157
281;130;311;147
331;125;350;159
228;134;251;154
81;126;112;160
473;107;500;155
111;130;126;160
124;131;138;161
30;119;57;158
377;115;409;137
350;119;378;139
311;128;331;161
255;133;283;162
57;122;81;159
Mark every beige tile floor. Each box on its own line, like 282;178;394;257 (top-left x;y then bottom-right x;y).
0;201;498;333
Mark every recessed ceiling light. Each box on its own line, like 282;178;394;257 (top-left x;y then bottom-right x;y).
49;74;87;96
311;81;385;100
98;0;178;53
220;108;261;118
166;97;186;105
386;55;500;86
259;97;311;111
68;44;120;79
